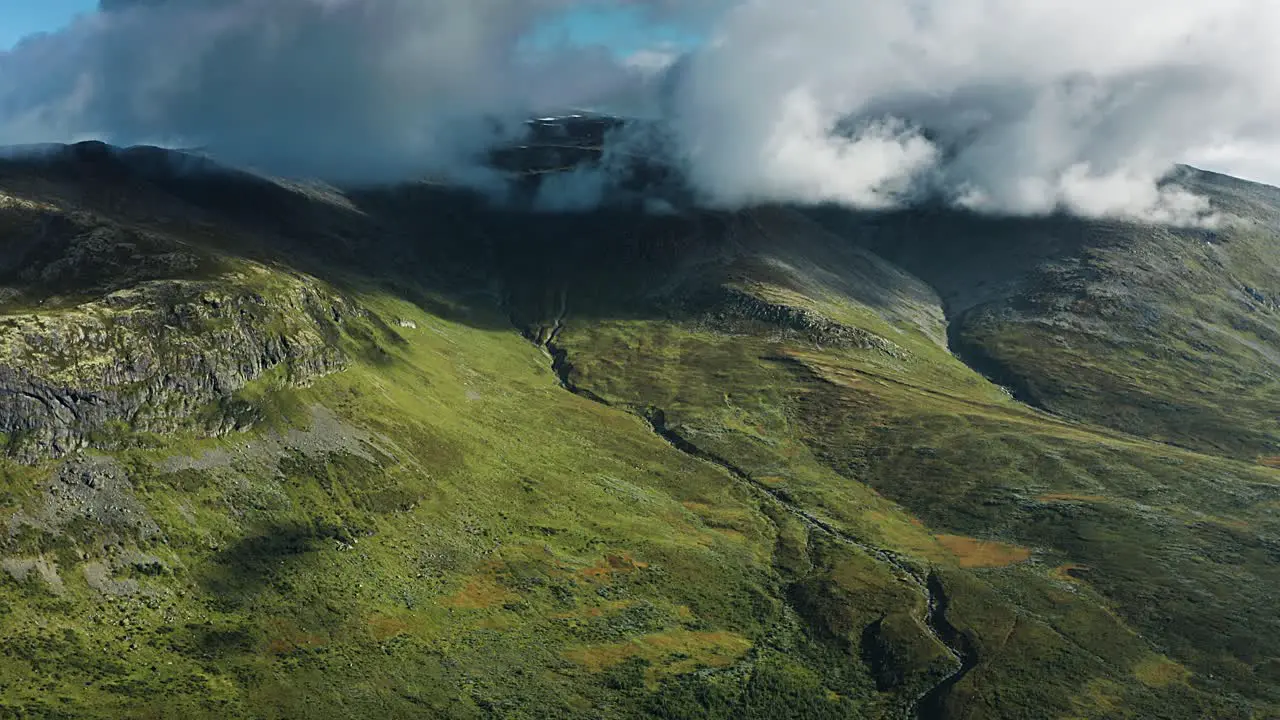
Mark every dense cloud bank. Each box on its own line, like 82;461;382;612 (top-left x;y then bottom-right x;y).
3;0;1279;222
1;0;660;182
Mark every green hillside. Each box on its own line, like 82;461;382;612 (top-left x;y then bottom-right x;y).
0;145;1276;719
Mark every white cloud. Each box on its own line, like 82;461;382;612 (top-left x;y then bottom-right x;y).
2;0;1280;223
661;0;1280;221
678;89;937;208
623;47;679;75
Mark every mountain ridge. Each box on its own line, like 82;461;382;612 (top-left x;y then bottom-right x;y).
0;135;1276;718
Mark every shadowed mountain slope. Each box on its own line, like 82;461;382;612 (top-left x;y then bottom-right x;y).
0;139;1275;719
808;171;1280;460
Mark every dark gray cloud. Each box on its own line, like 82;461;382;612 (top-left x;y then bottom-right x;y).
3;0;1280;223
2;0;660;182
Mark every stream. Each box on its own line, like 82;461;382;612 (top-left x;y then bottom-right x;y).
525;308;978;719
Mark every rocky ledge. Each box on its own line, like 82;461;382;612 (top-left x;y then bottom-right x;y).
704;287;908;358
0;269;358;461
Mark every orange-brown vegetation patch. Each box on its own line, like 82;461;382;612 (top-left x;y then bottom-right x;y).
1134;656;1191;688
564;630;751;676
936;534;1032;568
443;575;516;609
262;618;327;655
581;553;649;581
368;614;412;641
1256;455;1280;469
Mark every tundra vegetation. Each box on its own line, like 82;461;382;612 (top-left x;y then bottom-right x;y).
0;141;1276;718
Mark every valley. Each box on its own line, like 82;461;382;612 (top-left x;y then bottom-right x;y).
0;139;1276;718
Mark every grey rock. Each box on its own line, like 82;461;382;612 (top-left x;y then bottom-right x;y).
0;274;358;461
706;288;908;358
1;557;64;592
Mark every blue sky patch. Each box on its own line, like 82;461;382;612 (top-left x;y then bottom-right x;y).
1;0;97;50
3;2;705;55
522;5;702;58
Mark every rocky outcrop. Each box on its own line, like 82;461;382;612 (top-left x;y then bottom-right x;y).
0;271;357;461
704;287;908;358
0;143;381;462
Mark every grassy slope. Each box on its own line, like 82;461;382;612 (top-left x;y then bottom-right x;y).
0;158;873;717
809;172;1280;461
3;286;871;718
551;208;1280;718
0;153;1276;719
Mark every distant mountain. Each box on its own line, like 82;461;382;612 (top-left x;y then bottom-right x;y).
0;136;1276;719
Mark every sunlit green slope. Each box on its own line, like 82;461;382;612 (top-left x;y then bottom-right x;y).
0;145;1275;719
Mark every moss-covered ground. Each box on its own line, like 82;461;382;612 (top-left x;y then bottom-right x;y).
0;151;1277;719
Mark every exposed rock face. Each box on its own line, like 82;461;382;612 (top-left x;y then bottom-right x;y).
706;287;908;357
0;274;355;461
1;556;63;592
0;143;379;462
